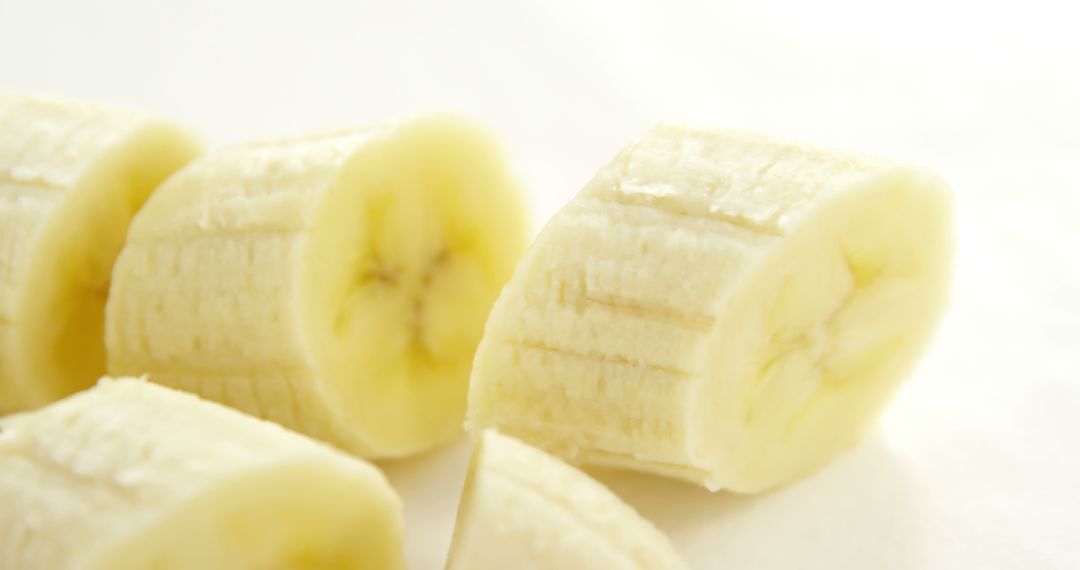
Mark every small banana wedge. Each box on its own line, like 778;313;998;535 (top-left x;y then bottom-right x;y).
468;126;953;492
447;429;687;569
0;93;200;414
0;377;404;569
106;116;528;458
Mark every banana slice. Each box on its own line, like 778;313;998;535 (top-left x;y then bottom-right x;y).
0;93;200;414
468;126;952;492
447;429;687;569
106;116;528;458
0;377;404;569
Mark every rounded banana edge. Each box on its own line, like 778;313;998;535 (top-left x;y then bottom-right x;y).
467;125;953;492
105;115;529;458
447;429;689;570
0;92;201;414
0;377;405;569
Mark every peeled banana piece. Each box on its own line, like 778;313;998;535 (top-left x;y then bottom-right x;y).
0;93;200;414
0;377;404;569
469;126;953;492
106;116;528;458
447;429;687;569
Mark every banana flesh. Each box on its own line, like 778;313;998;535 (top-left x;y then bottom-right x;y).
468;126;953;492
106;116;529;458
0;93;200;414
0;377;405;569
447;429;688;570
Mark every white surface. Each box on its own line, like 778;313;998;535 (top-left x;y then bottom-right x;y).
2;0;1078;568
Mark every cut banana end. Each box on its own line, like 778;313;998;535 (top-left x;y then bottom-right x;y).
468;126;953;492
447;430;688;570
106;116;529;458
0;93;201;414
0;378;404;570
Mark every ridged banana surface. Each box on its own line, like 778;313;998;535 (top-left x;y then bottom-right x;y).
106;116;528;458
447;430;687;569
0;377;404;569
0;93;200;415
468;126;953;492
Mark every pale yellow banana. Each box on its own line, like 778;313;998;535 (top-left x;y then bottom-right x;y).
106;116;528;458
447;429;687;569
468;126;952;492
0;377;404;569
0;93;200;414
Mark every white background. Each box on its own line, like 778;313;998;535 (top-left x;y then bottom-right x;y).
2;0;1078;568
